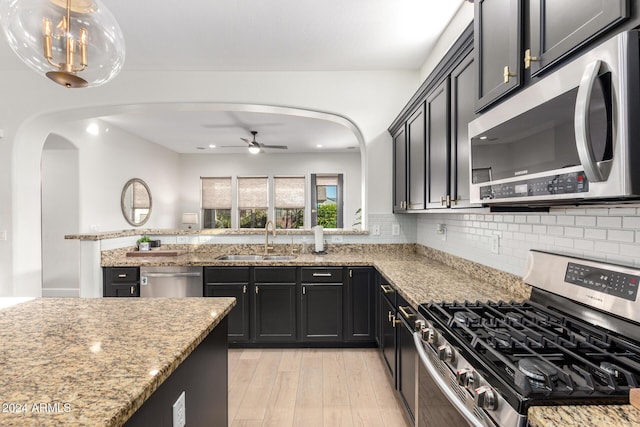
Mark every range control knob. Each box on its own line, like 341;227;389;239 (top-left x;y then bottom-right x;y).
437;344;455;363
414;319;426;332
455;368;475;388
475;385;498;411
421;327;438;343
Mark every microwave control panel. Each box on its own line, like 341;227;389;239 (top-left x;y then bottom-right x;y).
565;262;639;301
480;172;589;200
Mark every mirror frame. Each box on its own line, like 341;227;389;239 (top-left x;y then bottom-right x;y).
121;178;152;227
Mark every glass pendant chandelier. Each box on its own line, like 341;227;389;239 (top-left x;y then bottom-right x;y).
0;0;125;88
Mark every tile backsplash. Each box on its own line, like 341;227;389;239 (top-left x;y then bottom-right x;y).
416;206;640;276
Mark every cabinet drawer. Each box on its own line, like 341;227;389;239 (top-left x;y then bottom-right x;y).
301;267;343;283
254;267;297;283
107;267;139;283
205;267;250;283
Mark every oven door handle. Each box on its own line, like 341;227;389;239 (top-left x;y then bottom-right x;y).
413;332;485;427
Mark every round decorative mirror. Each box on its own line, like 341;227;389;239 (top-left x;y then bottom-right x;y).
121;178;152;226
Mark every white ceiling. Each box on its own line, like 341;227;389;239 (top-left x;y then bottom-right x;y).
0;0;465;153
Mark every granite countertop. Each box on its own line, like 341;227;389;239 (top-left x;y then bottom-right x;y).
0;297;235;427
528;405;640;427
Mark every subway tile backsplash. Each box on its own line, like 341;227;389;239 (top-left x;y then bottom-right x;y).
416;206;640;276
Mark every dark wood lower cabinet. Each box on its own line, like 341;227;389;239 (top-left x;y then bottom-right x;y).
380;292;397;379
346;267;376;342
103;267;139;297
205;284;249;342
397;311;417;423
253;283;297;343
301;283;343;342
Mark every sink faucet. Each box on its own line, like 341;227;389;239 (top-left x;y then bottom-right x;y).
264;220;276;254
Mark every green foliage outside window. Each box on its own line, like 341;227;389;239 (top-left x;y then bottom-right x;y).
240;209;267;228
317;203;337;228
276;208;304;229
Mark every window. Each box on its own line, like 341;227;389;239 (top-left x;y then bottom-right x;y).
311;174;343;228
274;176;305;229
238;177;268;228
201;177;231;228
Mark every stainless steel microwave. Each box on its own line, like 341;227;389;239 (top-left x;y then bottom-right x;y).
469;30;640;205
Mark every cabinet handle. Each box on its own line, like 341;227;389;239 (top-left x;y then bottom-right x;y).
130;286;135;295
118;274;127;278
349;269;353;278
388;311;393;322
440;196;447;206
446;194;451;207
392;315;401;328
398;306;416;319
303;286;306;295
243;285;247;294
503;66;516;84
524;49;539;69
255;286;259;294
312;273;332;277
381;284;394;294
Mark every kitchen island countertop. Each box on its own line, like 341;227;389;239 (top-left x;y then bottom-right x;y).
0;297;235;427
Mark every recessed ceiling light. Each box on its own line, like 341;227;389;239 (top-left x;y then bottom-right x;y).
479;136;488;140
316;144;323;148
209;144;217;148
86;123;99;135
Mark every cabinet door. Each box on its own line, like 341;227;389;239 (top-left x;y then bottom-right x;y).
393;126;407;212
346;268;375;342
475;0;522;111
106;283;139;297
205;284;250;342
301;284;343;342
397;316;416;423
528;0;628;76
253;283;297;342
426;78;451;209
450;54;477;208
407;104;426;210
380;293;397;380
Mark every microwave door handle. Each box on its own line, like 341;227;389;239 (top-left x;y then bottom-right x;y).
575;59;605;182
413;332;485;427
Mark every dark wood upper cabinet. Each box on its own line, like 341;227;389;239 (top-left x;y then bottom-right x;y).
450;53;477;208
426;78;451;209
407;104;426;210
393;126;407;212
527;0;629;76
475;0;522;111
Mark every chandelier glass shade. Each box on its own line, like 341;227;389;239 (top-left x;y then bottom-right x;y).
0;0;125;88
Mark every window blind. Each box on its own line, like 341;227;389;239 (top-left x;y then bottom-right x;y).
201;177;232;209
274;176;305;208
132;181;150;208
238;177;268;208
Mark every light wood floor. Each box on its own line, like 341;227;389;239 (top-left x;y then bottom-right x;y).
228;348;412;427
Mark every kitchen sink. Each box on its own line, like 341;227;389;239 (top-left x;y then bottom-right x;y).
262;255;297;261
216;254;265;261
215;254;298;261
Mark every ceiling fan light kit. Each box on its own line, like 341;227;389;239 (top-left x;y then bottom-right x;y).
0;0;125;88
239;130;288;154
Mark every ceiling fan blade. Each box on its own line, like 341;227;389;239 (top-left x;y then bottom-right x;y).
240;137;250;144
261;144;288;150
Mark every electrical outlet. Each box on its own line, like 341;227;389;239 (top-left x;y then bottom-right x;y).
177;236;189;244
372;225;381;236
172;391;186;427
491;235;500;254
392;224;400;236
331;235;343;243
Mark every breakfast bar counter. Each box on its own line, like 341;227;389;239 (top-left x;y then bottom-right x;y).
0;297;235;426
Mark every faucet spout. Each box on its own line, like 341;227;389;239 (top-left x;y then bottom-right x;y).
264;220;276;254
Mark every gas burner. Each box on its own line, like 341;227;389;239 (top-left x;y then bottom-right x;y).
518;358;558;388
453;311;482;326
600;362;620;378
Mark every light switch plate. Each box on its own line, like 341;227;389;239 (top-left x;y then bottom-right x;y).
331;235;343;243
491;235;500;254
392;224;400;236
372;225;381;236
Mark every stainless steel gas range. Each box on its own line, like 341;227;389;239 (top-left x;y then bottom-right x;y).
414;250;640;427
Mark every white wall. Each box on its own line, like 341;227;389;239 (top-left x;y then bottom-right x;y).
1;69;419;296
41;137;80;296
180;152;361;228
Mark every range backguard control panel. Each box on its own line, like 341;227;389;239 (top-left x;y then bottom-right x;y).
565;262;639;301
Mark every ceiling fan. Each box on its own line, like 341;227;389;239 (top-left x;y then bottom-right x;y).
240;131;288;154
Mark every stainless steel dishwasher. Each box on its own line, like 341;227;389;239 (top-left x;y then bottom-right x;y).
139;266;203;297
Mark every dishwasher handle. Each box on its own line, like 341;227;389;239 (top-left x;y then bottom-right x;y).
413;332;485;427
142;272;202;278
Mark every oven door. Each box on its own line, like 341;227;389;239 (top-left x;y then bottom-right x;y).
413;332;492;427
